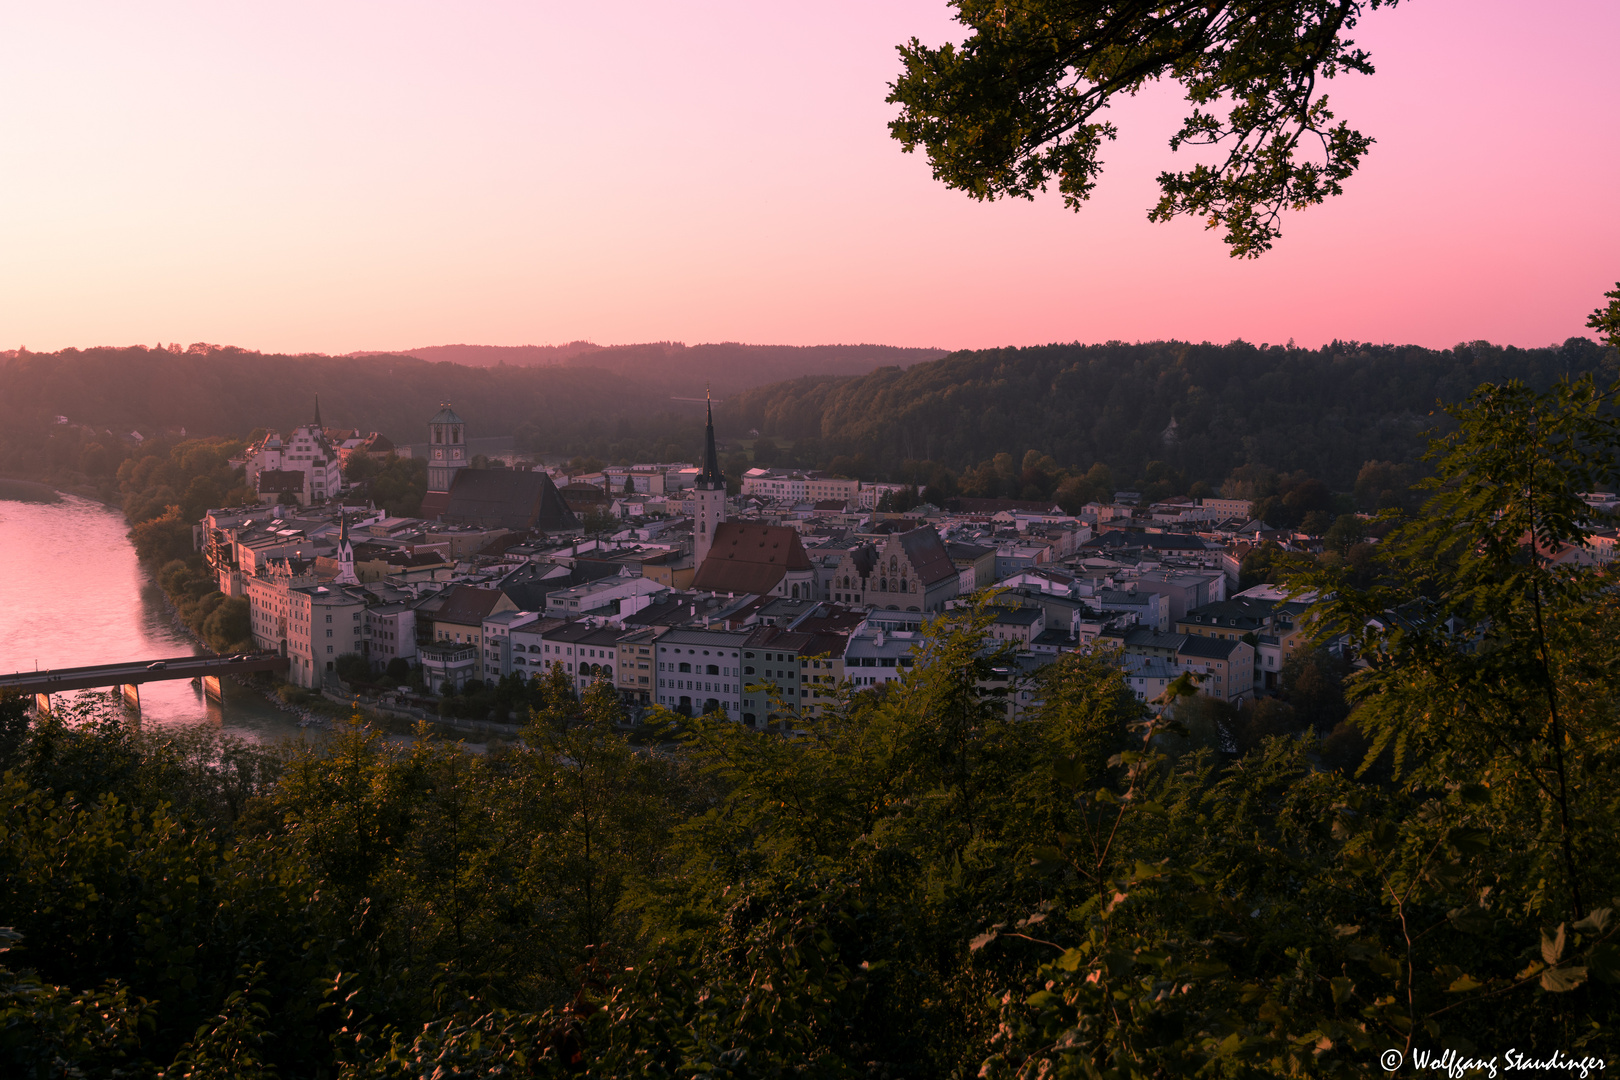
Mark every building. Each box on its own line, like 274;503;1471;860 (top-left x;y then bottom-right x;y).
481;609;543;682
947;541;997;591
424;403;470;495
692;521;817;599
1177;635;1254;706
362;602;416;671
655;627;750;717
1175;597;1276;641
421;585;517;650
844;627;919;690
286;584;365;689
614;627;661;705
437;468;579;532
870;527;960;613
243;401;344;506
692;391;727;568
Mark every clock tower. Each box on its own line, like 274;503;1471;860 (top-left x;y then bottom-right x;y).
426;403;468;493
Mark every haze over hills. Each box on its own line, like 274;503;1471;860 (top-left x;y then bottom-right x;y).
350;341;950;396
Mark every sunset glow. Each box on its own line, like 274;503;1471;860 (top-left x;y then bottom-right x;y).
1;0;1615;353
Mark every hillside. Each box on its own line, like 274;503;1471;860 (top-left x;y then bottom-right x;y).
0;345;712;480
717;337;1618;488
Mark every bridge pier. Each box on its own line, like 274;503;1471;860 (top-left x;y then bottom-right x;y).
117;683;141;715
202;675;224;704
33;692;50;716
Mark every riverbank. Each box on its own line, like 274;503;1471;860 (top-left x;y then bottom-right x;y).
0;478;61;503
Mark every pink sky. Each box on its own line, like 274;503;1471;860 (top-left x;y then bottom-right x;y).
1;1;1615;355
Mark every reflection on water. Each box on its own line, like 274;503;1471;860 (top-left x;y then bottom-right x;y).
0;493;316;744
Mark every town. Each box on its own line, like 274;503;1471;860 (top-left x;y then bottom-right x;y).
193;393;1453;726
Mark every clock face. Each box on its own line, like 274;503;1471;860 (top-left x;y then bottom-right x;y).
434;449;444;459
452;449;462;459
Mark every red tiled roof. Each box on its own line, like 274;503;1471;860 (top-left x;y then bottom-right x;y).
693;521;813;595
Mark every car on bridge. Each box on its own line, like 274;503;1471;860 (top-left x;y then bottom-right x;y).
146;661;167;670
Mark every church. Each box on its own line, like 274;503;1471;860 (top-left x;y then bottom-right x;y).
415;404;579;533
688;393;816;599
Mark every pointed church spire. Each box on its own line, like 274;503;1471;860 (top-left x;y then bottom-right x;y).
698;384;723;489
314;394;323;430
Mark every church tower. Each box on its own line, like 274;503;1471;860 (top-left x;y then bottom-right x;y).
426;403;468;493
334;514;359;585
692;389;727;569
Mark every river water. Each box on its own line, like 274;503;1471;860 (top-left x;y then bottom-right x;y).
0;493;313;743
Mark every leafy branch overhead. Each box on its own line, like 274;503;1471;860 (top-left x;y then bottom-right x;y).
888;0;1399;256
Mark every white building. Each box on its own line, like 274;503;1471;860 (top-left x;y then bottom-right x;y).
655;627;750;716
243;401;344;506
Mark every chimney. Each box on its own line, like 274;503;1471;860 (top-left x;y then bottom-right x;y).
875;630;885;647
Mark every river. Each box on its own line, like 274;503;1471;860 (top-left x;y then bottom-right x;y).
0;493;314;743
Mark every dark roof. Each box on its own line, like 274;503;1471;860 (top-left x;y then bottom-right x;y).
558;483;611;511
1083;530;1211;552
441;469;579;532
992;607;1044;626
946;541;995;561
497;561;616;610
742;626;817;654
424;584;509;626
897;527;957;587
839;542;878;578
257;470;305;493
428;403;464;425
692;521;812;595
1179;635;1245;660
1181;597;1276;629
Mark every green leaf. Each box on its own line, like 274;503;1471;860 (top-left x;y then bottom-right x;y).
1447;975;1483;993
1540;965;1587;993
1330;976;1353;1004
1446;828;1490;856
970;929;1000;952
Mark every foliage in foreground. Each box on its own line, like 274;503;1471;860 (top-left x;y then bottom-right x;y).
6;365;1620;1075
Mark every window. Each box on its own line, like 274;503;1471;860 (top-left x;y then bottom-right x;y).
326;614;332;623
678;662;692;673
326;629;333;637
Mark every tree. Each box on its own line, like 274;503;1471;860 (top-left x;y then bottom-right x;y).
888;0;1394;256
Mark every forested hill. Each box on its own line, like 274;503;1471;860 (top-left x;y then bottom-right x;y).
718;337;1617;488
0;346;719;478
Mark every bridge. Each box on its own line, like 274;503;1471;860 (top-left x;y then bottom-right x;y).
1;654;290;716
